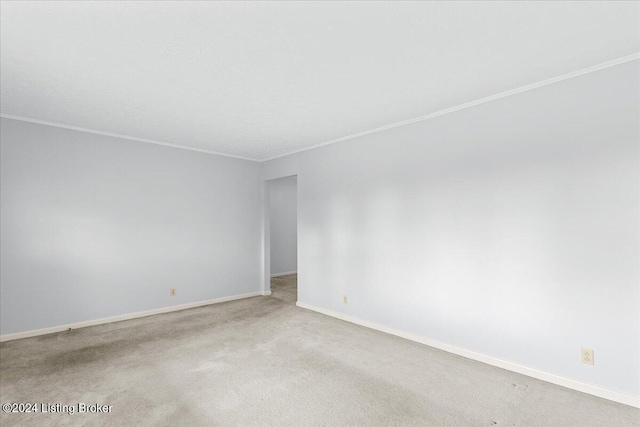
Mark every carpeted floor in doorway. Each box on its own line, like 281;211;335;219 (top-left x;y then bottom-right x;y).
270;273;297;304
1;274;638;426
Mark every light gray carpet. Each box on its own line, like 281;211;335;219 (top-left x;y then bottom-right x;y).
1;274;638;426
270;273;297;304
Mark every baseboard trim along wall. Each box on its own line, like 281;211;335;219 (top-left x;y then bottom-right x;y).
296;302;640;408
271;270;297;277
0;291;271;343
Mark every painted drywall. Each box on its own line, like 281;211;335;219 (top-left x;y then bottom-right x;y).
264;60;640;397
269;177;297;275
0;118;262;335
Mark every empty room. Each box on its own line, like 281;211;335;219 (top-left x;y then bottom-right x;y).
0;1;639;426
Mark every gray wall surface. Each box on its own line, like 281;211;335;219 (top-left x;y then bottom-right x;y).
264;61;640;396
269;176;297;275
0;118;263;335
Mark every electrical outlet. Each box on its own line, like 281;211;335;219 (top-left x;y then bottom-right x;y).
170;288;177;297
581;348;594;365
343;295;348;304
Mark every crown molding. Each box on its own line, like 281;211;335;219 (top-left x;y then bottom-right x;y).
2;53;638;163
261;52;640;162
0;114;260;162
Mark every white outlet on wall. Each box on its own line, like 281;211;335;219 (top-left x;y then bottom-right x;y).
581;348;594;365
343;295;348;304
170;288;177;297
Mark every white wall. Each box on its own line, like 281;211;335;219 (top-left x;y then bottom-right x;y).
269;176;297;275
0;118;263;335
264;61;640;397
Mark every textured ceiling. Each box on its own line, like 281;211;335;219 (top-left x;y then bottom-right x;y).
1;2;639;161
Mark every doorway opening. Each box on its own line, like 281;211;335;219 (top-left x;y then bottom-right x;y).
265;175;297;304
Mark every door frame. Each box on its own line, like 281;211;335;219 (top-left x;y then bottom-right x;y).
262;174;298;296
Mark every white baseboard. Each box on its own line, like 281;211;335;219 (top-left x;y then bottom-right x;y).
296;302;640;408
0;291;268;343
270;270;297;277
